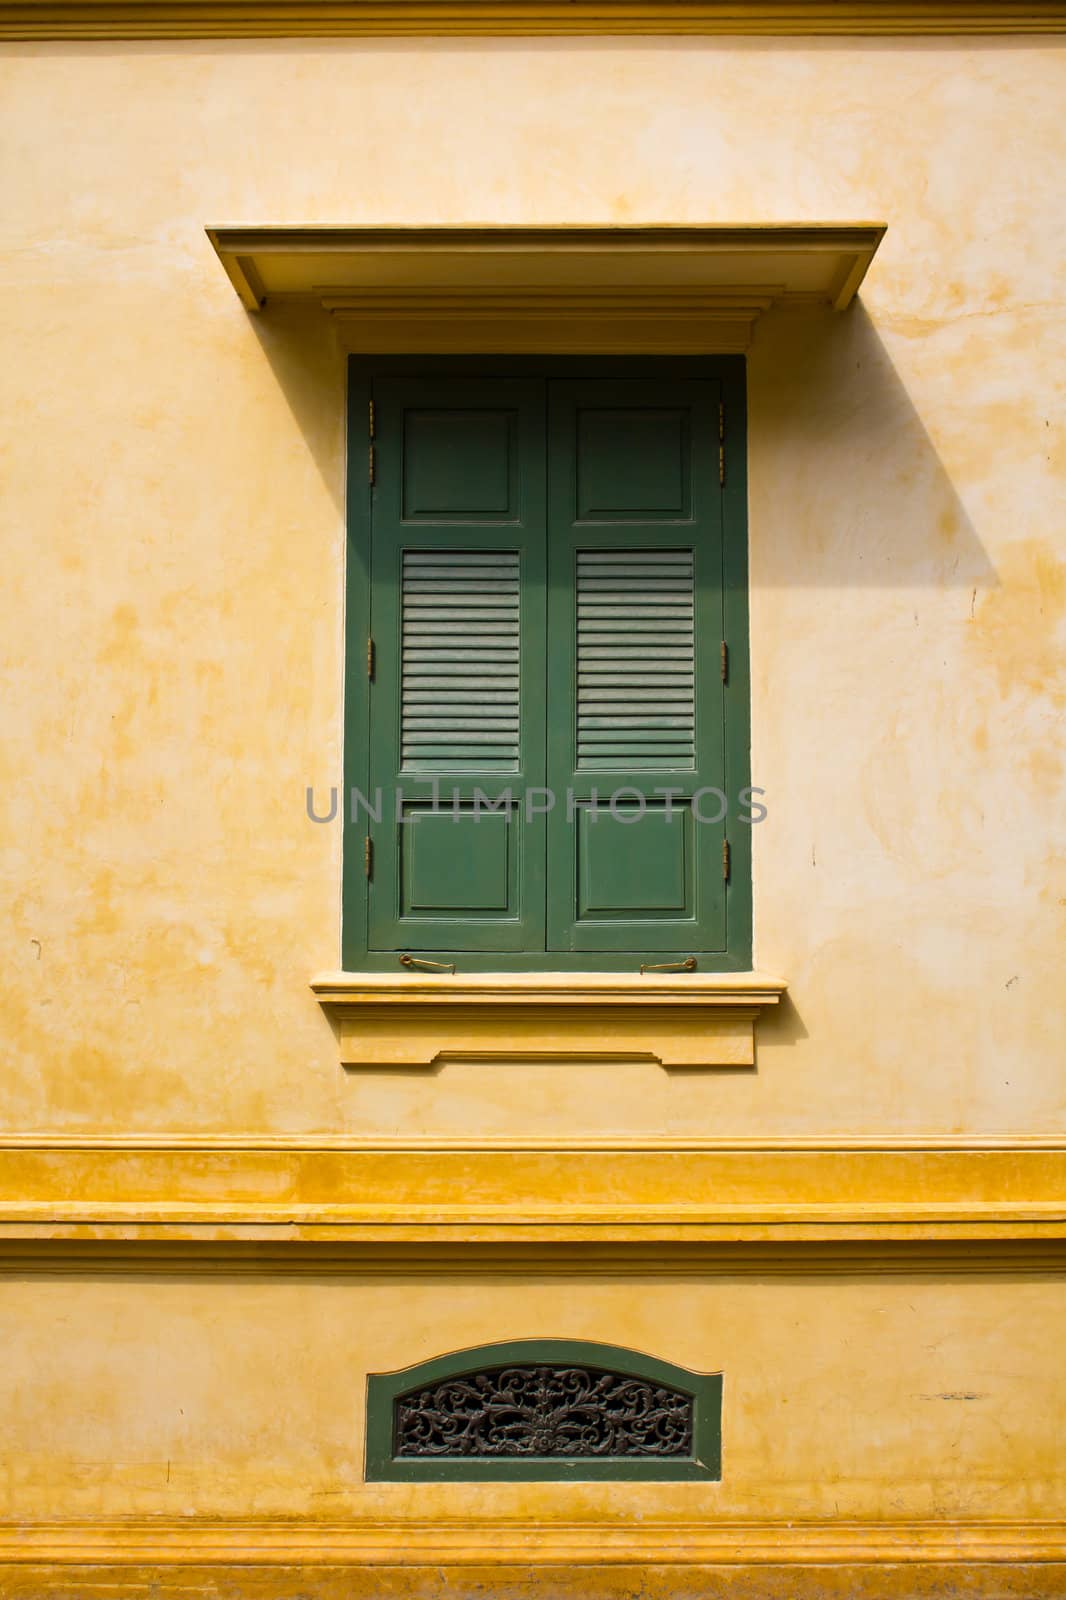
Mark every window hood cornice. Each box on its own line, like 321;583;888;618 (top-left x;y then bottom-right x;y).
207;223;886;353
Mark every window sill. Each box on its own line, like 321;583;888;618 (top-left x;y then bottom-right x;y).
311;970;787;1069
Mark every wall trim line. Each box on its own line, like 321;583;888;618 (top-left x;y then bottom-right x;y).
3;2;1066;40
4;1517;1066;1565
0;1134;1063;1151
0;1143;1064;1242
3;1238;1065;1272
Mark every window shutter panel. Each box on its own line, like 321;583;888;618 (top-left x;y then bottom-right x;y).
546;378;728;956
366;378;547;955
400;549;521;771
576;549;696;771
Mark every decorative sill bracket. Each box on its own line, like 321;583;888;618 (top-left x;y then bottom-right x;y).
311;971;787;1069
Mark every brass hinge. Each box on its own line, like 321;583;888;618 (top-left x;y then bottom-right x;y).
368;399;375;439
364;834;373;879
368;443;375;486
367;636;375;680
722;837;731;881
720;640;728;683
718;400;725;487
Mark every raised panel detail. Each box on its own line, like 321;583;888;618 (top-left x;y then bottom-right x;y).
575;408;689;520
577;802;692;920
401;806;514;916
403;408;515;518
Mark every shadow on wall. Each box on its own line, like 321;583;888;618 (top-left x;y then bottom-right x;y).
747;301;997;591
241;293;1000;1071
754;988;808;1058
247;294;997;601
247;298;349;517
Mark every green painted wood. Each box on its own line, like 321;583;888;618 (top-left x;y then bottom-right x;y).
575;549;696;769
343;357;752;973
546;378;727;954
366;376;547;954
402;805;514;914
365;1338;722;1483
341;362;372;967
400;549;522;770
577;802;693;918
720;360;754;970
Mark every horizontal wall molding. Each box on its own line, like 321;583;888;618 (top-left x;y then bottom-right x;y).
3;2;1066;39
0;1143;1064;1244
6;1563;1066;1600
1;1134;1061;1150
4;1238;1066;1273
4;1517;1066;1565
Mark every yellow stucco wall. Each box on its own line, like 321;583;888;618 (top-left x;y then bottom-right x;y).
4;1271;1064;1520
3;37;1065;1137
1;31;1065;1592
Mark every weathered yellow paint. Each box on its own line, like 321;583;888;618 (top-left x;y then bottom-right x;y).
1;28;1064;1596
0;1141;1064;1236
2;38;1064;1139
2;1272;1065;1519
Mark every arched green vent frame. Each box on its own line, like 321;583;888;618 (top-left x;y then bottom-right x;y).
365;1338;722;1481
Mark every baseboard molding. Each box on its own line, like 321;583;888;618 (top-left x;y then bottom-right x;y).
5;1517;1066;1565
5;1521;1066;1597
5;1561;1066;1599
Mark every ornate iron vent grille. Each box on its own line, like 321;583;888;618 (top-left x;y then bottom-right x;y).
393;1362;694;1459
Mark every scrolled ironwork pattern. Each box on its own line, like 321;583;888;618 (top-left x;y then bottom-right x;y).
393;1363;694;1458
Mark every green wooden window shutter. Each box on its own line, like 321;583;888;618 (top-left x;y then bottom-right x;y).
546;379;727;955
365;377;547;954
350;363;749;971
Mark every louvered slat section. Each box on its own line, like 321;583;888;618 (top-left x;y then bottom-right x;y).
576;549;695;771
401;550;520;770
